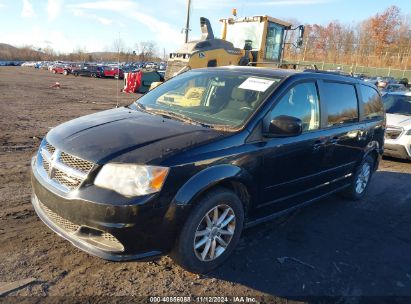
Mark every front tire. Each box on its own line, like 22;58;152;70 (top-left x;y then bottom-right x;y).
63;69;68;75
171;188;244;273
340;155;374;200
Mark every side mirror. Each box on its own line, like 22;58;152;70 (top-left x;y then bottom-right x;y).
264;115;303;137
297;25;305;48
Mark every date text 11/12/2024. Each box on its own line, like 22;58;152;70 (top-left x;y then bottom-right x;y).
148;296;257;303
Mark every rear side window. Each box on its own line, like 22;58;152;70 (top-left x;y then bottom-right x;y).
360;85;384;120
323;82;359;127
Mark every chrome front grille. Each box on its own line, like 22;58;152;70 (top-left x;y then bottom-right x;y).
45;143;55;154
53;168;83;189
385;126;403;140
38;200;121;246
42;158;50;172
40;201;80;232
37;141;94;192
60;152;94;173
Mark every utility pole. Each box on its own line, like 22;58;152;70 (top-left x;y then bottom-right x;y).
184;0;191;43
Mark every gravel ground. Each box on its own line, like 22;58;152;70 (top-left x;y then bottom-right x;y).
0;67;410;303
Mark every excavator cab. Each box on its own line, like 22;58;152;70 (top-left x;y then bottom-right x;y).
222;15;304;67
221;16;292;65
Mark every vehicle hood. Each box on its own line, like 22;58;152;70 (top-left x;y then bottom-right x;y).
46;107;224;164
386;113;411;129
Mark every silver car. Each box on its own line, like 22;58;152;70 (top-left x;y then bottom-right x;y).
382;92;411;160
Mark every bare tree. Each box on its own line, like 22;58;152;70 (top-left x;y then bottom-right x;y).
112;37;126;54
136;41;158;62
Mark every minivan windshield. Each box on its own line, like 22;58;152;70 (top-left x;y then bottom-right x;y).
382;94;411;116
131;70;281;129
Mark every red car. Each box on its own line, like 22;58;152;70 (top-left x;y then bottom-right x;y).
103;66;124;79
52;64;77;75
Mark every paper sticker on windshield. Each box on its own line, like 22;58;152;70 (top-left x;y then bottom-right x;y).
238;77;275;92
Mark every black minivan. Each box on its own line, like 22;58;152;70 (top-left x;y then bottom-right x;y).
31;67;385;273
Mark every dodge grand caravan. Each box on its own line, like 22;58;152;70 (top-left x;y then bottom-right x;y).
31;67;385;273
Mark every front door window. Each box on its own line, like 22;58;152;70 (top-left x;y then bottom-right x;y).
270;82;320;131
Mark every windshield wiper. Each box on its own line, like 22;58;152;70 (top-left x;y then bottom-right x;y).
146;108;213;128
133;102;148;112
133;105;232;131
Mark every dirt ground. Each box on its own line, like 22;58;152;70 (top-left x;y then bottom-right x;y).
0;67;411;303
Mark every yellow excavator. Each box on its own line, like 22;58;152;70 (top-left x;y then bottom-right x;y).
142;12;305;107
164;12;304;80
142;11;304;92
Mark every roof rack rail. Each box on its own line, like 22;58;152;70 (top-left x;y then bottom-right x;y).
303;69;352;77
246;62;319;70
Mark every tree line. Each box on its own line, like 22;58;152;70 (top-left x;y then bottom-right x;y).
0;40;165;63
284;5;411;70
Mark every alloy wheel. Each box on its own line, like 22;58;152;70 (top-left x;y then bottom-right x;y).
355;162;371;194
193;204;236;262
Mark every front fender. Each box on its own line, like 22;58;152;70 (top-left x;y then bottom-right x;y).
173;164;255;206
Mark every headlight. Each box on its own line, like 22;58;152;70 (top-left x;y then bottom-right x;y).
94;164;169;197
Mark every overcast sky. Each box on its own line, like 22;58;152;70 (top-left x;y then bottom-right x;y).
0;0;410;54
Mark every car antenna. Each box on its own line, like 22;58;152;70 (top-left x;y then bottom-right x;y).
116;31;120;108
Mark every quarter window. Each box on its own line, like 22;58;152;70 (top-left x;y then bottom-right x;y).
270;82;320;131
323;82;359;127
360;85;384;120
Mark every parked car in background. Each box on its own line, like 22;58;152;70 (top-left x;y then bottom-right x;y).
381;83;407;94
39;62;51;70
326;69;351;76
72;66;104;78
122;65;142;73
377;77;396;88
51;64;63;74
145;62;158;69
158;62;167;71
21;61;37;67
382;91;411;160
52;64;76;75
103;66;124;79
352;73;367;80
31;67;385;273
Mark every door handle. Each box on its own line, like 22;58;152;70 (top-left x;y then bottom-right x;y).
328;137;339;145
313;139;326;151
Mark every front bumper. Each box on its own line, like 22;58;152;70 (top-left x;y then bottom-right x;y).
384;139;411;160
31;157;186;261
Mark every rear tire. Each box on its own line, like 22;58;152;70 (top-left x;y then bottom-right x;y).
63;70;68;76
171;187;244;273
340;155;374;200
